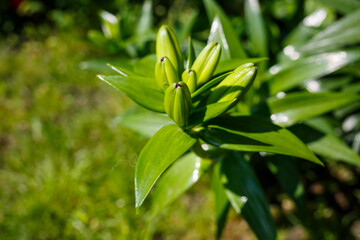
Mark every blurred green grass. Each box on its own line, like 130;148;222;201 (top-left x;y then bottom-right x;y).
0;29;220;240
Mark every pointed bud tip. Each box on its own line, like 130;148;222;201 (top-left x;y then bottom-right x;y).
175;83;182;88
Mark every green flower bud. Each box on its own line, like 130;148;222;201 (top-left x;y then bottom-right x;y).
207;63;257;104
191;42;221;87
155;56;180;91
164;82;192;127
156;25;183;74
182;69;197;93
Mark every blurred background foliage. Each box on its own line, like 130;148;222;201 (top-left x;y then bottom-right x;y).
0;0;359;239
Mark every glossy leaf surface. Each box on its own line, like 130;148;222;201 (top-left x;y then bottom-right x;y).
268;92;360;127
203;0;247;58
222;152;278;240
114;106;172;138
98;74;165;113
290;123;360;166
214;58;268;76
135;125;197;207
208;16;231;60
269;48;360;94
200;116;322;164
150;153;212;215
245;0;267;57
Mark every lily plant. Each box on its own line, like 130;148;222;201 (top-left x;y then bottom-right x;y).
97;0;360;238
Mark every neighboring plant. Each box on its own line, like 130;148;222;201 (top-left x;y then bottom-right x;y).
98;0;360;238
87;0;154;57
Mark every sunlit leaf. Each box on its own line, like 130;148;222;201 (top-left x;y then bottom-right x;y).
135;125;197;208
290;123;360;166
268;48;360;94
245;0;268;57
203;0;247;58
317;0;360;14
215;58;268;76
136;0;153;35
150;153;212;216
268;92;360;127
133;54;157;78
98;74;164;113
113;106;172;138
208;16;231;60
200;116;322;164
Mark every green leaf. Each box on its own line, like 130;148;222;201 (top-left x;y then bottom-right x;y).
98;74;165;113
150;153;212;216
136;0;153;35
113;106;172;138
267;92;360;127
99;10;120;39
203;0;247;58
244;0;268;57
187;100;236;128
80;59;134;74
309;9;360;45
222;152;278;240
317;0;360;14
268;48;360;94
200;116;322;164
214;58;268;76
290;123;360;166
135;125;196;208
107;63;138;76
133;54;157;78
192;72;231;99
266;156;308;224
212;161;230;240
208;16;231;60
186;37;196;70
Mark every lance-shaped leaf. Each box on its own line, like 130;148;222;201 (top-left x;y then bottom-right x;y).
268;92;360;127
290;123;360;166
150;153;212;216
113;106;172;138
317;0;360;14
135;125;196;208
136;0;153;35
80;59;134;74
266;156;308;224
199;116;322;165
98;74;165;113
208;16;231;60
222;152;278;240
214;58;268;76
268;48;360;94
212;161;230;240
187;100;236;128
245;0;268;57
134;54;157;78
203;0;247;58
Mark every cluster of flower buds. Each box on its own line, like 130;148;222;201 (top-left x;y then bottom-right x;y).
155;25;257;128
207;63;257;104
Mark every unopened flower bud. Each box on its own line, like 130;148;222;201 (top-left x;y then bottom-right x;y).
156;25;183;74
164;82;192;127
207;63;257;104
182;70;197;93
155;56;180;91
191;42;221;87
